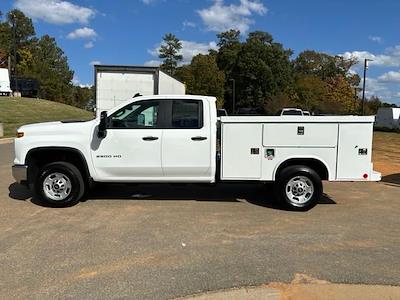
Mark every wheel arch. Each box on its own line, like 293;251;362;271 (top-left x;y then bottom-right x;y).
273;157;330;181
25;147;91;185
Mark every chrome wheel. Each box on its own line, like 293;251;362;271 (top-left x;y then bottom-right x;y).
285;176;314;204
42;172;72;201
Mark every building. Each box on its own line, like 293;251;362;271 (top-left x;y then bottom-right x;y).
94;65;185;114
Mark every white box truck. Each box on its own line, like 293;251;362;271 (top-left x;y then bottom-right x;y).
12;95;381;210
95;65;185;114
0;68;12;96
375;107;400;129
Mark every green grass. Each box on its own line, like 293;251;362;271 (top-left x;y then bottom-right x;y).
0;97;94;137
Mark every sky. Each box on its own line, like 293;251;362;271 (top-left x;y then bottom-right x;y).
1;0;400;105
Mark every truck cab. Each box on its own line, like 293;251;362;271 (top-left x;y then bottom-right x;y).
13;95;380;210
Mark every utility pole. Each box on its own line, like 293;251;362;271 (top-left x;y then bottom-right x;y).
230;78;235;114
11;13;19;94
361;58;373;115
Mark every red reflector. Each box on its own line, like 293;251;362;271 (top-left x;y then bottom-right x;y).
363;173;368;179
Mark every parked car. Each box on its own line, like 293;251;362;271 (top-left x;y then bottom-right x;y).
280;108;303;116
217;109;228;117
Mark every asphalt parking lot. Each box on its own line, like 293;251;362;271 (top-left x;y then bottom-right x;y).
0;142;400;299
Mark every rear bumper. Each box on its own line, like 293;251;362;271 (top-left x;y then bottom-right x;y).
371;170;382;181
12;165;28;183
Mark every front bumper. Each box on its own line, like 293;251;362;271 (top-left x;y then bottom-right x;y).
12;165;28;183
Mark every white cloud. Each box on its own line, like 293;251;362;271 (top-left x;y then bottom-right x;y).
180;41;218;64
72;75;80;85
378;71;400;83
183;21;196;29
144;60;161;67
141;0;159;4
67;27;97;40
197;0;267;33
147;40;218;65
89;61;101;66
15;0;95;25
84;41;94;49
357;76;400;104
72;75;92;88
341;46;400;67
368;36;383;44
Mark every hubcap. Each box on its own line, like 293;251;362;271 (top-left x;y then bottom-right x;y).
43;172;72;201
285;176;314;205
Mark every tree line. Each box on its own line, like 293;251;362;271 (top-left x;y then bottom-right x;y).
0;9;93;108
159;31;395;115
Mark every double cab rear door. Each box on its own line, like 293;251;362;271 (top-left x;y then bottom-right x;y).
91;98;213;182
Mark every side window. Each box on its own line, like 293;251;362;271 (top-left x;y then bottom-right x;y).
172;100;203;129
109;101;159;129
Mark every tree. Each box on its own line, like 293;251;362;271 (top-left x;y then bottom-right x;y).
7;9;35;47
232;31;293;110
293;50;359;85
159;33;182;76
216;29;241;76
26;35;74;103
6;9;35;71
294;75;328;111
72;85;94;109
364;96;382;115
324;75;358;114
176;53;225;108
215;30;242;112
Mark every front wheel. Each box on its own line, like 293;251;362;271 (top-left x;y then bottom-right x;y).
35;162;85;207
276;165;322;211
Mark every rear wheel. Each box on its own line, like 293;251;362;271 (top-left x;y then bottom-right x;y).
276;165;322;210
35;162;85;207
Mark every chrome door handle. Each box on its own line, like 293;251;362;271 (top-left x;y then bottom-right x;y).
191;136;207;141
142;136;159;141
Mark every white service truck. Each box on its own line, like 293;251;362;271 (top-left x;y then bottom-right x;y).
12;95;381;210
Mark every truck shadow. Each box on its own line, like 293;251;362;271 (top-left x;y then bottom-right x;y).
382;173;400;185
9;182;336;210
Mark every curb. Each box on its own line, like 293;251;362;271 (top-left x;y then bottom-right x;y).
179;284;400;300
0;138;14;145
178;287;280;300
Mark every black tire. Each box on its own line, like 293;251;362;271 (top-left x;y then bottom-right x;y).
35;162;85;207
275;165;322;211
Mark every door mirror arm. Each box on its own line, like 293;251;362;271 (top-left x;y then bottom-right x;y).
98;111;108;138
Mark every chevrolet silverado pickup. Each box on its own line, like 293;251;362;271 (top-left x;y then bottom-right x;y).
12;95;381;210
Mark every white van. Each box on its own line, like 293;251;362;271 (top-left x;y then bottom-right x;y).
0;68;12;96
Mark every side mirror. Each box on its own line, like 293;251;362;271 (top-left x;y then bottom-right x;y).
98;111;108;138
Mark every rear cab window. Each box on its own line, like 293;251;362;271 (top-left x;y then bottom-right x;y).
171;100;203;129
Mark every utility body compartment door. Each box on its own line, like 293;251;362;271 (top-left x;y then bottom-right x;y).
336;123;373;180
221;123;262;179
262;123;338;148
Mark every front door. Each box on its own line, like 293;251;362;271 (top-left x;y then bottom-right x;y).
91;100;164;181
162;99;212;180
